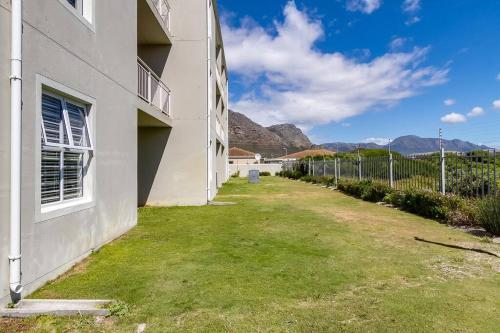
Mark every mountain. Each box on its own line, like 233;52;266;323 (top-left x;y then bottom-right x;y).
319;135;490;155
229;110;489;156
267;124;312;149
228;110;312;157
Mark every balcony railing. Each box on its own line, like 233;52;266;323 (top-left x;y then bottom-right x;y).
137;58;171;117
216;117;225;142
152;0;171;32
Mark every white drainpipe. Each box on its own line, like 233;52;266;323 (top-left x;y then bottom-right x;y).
206;0;213;202
9;0;23;297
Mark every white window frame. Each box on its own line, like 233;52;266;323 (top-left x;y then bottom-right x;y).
59;0;95;29
35;75;97;223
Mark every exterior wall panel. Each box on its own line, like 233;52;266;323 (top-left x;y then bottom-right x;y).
1;0;138;304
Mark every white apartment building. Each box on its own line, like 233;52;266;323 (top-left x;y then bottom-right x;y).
0;0;228;304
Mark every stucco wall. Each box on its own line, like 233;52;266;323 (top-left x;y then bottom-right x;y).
1;0;138;304
138;0;228;206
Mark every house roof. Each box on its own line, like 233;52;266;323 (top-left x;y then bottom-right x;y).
229;147;256;158
279;149;336;159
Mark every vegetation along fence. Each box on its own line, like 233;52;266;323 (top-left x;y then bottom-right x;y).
283;149;498;198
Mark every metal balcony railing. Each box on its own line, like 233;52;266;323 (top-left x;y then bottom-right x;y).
137;58;171;117
152;0;171;32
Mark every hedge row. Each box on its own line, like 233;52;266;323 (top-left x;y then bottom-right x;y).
278;171;499;236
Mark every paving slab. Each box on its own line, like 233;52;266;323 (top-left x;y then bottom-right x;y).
0;299;112;318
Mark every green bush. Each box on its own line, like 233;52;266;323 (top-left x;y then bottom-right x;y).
383;188;476;225
260;171;271;176
280;170;304;180
476;196;500;236
335;179;478;226
361;181;393;202
337;179;392;202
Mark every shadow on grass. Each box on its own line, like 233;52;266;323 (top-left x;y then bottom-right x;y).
414;237;499;258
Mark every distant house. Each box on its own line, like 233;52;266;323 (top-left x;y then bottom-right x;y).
229;147;258;164
278;149;336;161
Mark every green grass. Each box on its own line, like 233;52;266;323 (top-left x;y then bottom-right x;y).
1;177;499;332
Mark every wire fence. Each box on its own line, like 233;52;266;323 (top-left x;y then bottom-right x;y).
284;149;498;198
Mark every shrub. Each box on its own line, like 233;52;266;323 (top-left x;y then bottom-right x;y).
281;170;304;180
260;171;271;176
476;196;500;236
361;182;393;202
395;189;449;220
337;179;392;202
383;188;476;225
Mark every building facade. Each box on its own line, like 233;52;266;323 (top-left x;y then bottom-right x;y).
0;0;228;305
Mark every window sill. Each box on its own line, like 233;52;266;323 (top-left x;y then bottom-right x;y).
36;197;95;224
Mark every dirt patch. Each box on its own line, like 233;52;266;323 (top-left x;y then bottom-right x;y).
0;318;36;333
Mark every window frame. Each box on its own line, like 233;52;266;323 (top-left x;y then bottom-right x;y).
59;0;95;30
41;91;94;151
35;75;97;223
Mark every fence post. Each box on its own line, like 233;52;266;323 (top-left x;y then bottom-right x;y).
323;157;326;177
308;158;311;176
334;158;338;185
494;149;497;196
337;158;341;182
312;159;315;176
389;153;394;188
358;156;362;181
440;148;446;195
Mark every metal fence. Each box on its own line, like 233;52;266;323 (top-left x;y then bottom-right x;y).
137;58;171;117
152;0;171;31
284;149;498;198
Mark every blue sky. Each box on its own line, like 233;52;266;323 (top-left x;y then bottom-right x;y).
219;0;500;147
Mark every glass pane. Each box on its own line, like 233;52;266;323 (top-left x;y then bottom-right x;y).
41;150;61;205
42;94;68;145
66;0;76;8
66;102;90;147
63;152;84;200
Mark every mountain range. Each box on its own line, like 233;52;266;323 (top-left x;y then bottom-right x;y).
228;110;490;156
318;136;490;155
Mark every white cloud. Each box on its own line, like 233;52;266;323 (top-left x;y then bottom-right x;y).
402;0;421;13
441;113;467;124
405;16;421;26
223;2;448;129
467;106;484;117
363;137;391;145
402;0;421;26
497;73;500;81
493;100;500;109
389;37;407;51
444;99;456;106
346;0;382;14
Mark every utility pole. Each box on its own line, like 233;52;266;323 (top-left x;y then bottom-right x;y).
439;128;446;195
388;139;394;188
357;145;362;181
439;128;443;150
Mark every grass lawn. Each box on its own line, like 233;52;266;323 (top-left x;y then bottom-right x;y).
1;177;499;332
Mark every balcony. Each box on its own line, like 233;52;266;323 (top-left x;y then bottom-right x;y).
216;116;226;143
138;0;172;45
151;0;171;31
138;58;171;119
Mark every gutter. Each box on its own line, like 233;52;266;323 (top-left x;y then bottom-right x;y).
206;0;212;202
9;0;23;299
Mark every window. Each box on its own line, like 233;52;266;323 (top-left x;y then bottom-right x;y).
41;93;93;206
63;0;93;24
